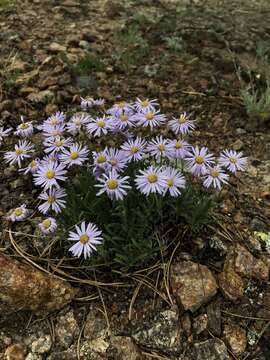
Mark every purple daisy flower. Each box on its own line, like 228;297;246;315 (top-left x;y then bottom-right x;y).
121;137;147;162
86;115;111;137
218;150;247;173
59;143;89;167
44;112;66;126
107;101;133;116
134;98;159;112
34;161;67;190
147;136;170;159
40;154;60;166
68;221;103;259
106;148;128;173
0;126;12;145
81;97;105;109
43;136;73;154
66;113;90;135
162;167;186;197
14;117;34;137
203;165;229;190
135;166;166;195
95;169;131;200
110;110;135;130
92;148;109;170
169;112;196;135
8;204;29;222
42;124;66;138
167;139;190;159
135;109;166;129
38;187;67;214
4;140;34;168
185;146;215;176
38;217;57;235
19;158;40;174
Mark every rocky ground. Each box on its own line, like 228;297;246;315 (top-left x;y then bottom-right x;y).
0;0;270;359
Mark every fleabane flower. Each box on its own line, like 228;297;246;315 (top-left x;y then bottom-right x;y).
38;217;57;235
34;161;67;190
60;143;89;167
95;169;131;200
218;150;247;173
185;146;215;176
68;221;103;259
203;165;229;190
167;139;190;159
42;124;66;138
0;126;12;145
81;97;105;109
135;166;166;195
162;167;186;197
43;136;73;154
19;158;40;174
106;148;128;173
134;98;159;112
40;154;60;166
86;115;111;137
4;140;34;168
107;101;133;116
135;109;166;129
38;187;67;214
147;136;170;159
8;204;29;222
111;111;135;130
66;113;90;135
44;112;66;126
121;137;147;162
92;148;109;170
169;112;196;135
14;117;34;137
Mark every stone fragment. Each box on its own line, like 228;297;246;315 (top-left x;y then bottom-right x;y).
31;335;52;354
223;324;247;355
193;314;208;335
0;253;76;315
25;354;42;360
189;338;230;360
104;0;125;18
110;336;145;360
170;261;218;312
5;343;26;360
218;267;244;302
49;42;67;52
84;309;108;340
27;90;54;103
55;310;79;349
207;300;221;336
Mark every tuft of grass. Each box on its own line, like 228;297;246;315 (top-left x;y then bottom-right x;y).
71;54;105;75
3;70;21;90
0;0;15;8
164;36;185;53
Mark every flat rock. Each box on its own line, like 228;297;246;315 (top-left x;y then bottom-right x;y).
55;310;79;349
49;42;67;52
223;324;247;355
218;266;244;302
170;261;218;312
188;338;230;360
110;336;145;360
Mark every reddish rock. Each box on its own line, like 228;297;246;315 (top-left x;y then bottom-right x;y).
5;343;26;360
218;266;244;302
223;324;247;355
170;261;218;312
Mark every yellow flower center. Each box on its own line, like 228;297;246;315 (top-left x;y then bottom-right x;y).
146;112;154;121
52;130;59;136
97;120;105;128
158;144;166;152
230;157;237;163
70;151;79;160
55;139;62;147
120;114;129;122
47;195;55;204
14;208;23;216
50;119;58;125
80;234;89;244
118;101;125;108
175;142;182;149
147;174;157;183
46;170;55;179
42;219;51;229
130;146;139;154
110;159;117;166
210;169;219;177
20;123;29;129
166;178;174;187
97;154;107;163
141;100;149;107
15;148;23;156
195;155;204;164
107;179;118;189
74;120;81;126
178;114;187;124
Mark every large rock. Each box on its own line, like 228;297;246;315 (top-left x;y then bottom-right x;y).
223;324;247;355
218;266;244;302
170;261;218;312
0;254;76;315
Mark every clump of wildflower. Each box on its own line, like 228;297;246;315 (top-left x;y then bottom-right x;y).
169;112;195;135
8;204;29;222
185;146;215;176
135;166;166;195
95;169;131;200
0;126;12;145
34;161;67;189
38;187;66;214
38;217;57;234
219;150;248;173
4;140;34;167
60;143;89;168
68;221;103;259
203;165;229;190
162;167;186;197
